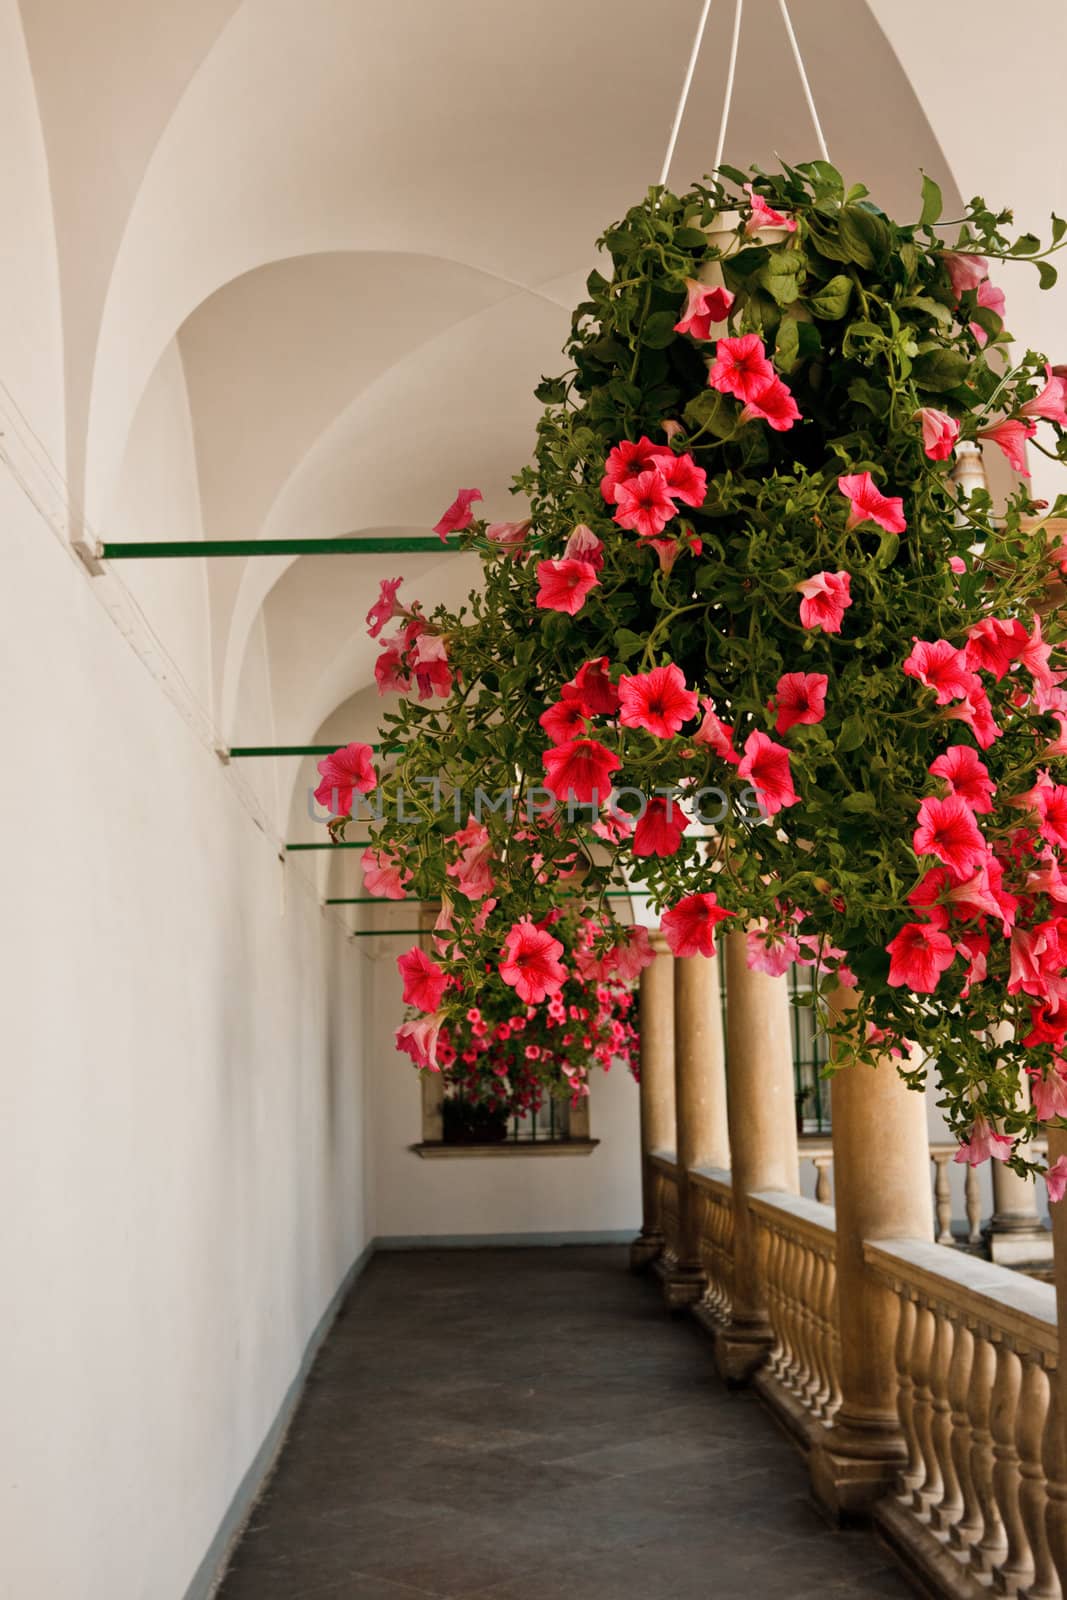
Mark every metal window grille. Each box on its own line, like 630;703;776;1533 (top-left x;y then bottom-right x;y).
789;966;832;1133
510;1098;571;1142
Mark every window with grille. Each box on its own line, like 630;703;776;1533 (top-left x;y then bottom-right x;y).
789;966;832;1133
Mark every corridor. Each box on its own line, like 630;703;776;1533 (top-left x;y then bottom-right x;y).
218;1248;913;1600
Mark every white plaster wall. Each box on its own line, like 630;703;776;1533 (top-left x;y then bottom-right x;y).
0;21;371;1582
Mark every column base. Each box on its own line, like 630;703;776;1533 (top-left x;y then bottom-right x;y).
660;1264;706;1311
629;1230;664;1272
713;1317;774;1385
984;1219;1053;1266
809;1408;908;1524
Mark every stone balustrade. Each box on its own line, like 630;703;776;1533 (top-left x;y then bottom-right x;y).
865;1238;1063;1598
631;948;1067;1596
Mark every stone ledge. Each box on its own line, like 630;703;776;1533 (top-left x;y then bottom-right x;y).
411;1139;600;1160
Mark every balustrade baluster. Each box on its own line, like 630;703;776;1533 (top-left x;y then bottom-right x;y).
930;1310;961;1532
1042;1370;1067;1594
808;1251;832;1418
765;1223;785;1377
970;1331;1009;1575
794;1241;817;1401
824;1255;842;1418
894;1293;923;1494
814;1156;832;1206
932;1153;954;1245
911;1301;943;1511
967;1166;984;1246
1017;1354;1059;1600
990;1341;1034;1593
948;1322;983;1551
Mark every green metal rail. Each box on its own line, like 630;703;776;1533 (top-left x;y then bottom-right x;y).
285;841;373;851
100;535;463;559
229;743;400;758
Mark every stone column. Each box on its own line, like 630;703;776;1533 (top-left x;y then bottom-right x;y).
715;929;799;1380
630;932;677;1270
1045;1122;1067;1571
811;987;934;1521
662;951;730;1308
987;1070;1053;1265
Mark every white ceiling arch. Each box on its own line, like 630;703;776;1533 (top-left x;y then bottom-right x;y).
44;0;1065;768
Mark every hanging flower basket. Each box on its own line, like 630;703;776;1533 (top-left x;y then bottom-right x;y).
334;162;1067;1186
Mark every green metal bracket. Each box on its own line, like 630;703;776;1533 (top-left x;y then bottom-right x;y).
229;743;400;758
349;929;424;938
99;535;463;559
285;841;372;851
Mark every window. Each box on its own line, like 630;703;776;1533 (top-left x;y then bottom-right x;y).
789;965;832;1134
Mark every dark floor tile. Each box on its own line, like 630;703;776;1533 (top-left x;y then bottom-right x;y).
216;1249;918;1600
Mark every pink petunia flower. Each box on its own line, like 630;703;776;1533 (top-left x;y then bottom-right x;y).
674;279;735;339
542;738;621;804
970;280;1006;346
953;1116;1015;1166
738;730;799;816
661;892;735;958
964;617;1028;680
486;520;530;556
499;918;567;1004
915;408;960;462
1046;1155;1067;1204
561;657;620;716
366;576;404;639
361;848;411;900
978;418;1036;475
796;570;852;633
707;334;775;403
613;470;678;539
395;1014;445;1070
941;689;1002;749
432;487;482;540
913;794;987;877
632;796;689;858
536;557;599;615
943;252;988;301
773;672;828;734
445;818;495;900
838;471;907;534
618;664;699;738
929;746;996;814
740;375;802;432
539;699;588;744
903;639;980;705
886;921;957;992
600;437;674;505
743;183;797;235
563;524;604;569
313;742;377;814
397;946;448;1012
1031;1061;1067;1123
692;697;741;764
1020;363;1067;426
658;451;707;508
410;632;453;700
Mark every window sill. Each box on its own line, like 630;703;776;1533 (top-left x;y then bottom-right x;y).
412;1139;600;1160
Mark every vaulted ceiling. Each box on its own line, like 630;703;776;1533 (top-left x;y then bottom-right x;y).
15;0;1067;787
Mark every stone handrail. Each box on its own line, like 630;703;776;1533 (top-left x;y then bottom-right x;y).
865;1237;1064;1597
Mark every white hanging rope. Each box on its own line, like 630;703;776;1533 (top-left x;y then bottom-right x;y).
777;0;831;162
712;0;744;173
658;0;713;188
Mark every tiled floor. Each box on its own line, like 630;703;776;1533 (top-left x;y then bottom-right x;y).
217;1247;915;1599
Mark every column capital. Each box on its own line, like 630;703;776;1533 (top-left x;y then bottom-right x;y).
648;928;671;955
